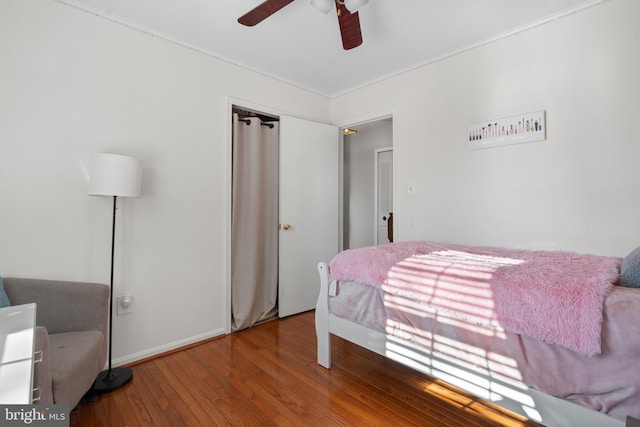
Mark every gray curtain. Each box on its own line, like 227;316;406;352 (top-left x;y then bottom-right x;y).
231;113;279;331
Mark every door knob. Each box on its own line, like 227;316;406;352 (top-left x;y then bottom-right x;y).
282;223;292;230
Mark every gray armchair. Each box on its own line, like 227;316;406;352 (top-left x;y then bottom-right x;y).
3;278;109;409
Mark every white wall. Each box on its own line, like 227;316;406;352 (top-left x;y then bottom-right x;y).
343;119;393;249
332;0;640;257
0;0;330;364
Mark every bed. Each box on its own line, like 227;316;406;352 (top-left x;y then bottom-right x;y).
316;241;640;427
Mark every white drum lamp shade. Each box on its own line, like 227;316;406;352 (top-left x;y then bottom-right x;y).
89;154;142;198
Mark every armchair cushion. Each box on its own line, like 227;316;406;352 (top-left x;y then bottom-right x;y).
49;331;105;407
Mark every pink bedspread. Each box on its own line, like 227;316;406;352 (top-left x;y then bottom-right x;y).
327;280;640;419
328;241;621;356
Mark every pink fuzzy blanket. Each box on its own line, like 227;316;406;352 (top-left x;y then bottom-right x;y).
328;241;621;356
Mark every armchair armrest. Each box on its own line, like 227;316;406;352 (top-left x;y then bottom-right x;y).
4;278;109;336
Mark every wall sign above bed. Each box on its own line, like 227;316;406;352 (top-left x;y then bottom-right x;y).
468;110;546;150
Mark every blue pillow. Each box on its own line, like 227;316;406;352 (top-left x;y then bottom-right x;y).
0;276;11;308
620;247;640;288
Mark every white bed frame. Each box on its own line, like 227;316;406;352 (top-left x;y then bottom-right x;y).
316;262;624;427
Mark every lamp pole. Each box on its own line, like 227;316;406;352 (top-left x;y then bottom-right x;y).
93;195;133;393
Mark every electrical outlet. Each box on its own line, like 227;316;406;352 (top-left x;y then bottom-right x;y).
116;293;133;316
408;182;417;195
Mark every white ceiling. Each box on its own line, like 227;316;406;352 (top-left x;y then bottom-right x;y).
55;0;606;97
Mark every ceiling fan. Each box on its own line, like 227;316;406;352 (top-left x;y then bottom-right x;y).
238;0;369;50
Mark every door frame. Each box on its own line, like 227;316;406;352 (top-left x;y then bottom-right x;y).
374;146;393;245
225;97;290;334
337;107;397;251
225;97;339;333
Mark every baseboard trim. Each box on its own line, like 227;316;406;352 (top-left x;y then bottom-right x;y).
109;327;226;368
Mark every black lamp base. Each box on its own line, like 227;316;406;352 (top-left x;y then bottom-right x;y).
93;367;133;394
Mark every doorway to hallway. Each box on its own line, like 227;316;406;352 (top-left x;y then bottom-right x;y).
342;117;393;249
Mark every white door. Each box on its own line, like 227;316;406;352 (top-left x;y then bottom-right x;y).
375;148;393;245
278;115;339;317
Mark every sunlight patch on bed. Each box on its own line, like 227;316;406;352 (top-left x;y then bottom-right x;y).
382;250;525;326
436;312;507;339
380;249;539;422
383;294;438;319
382;293;506;339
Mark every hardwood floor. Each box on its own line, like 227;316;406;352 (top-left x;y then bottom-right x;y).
71;311;541;426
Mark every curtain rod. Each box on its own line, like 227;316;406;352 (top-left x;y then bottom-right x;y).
233;106;279;122
238;117;275;129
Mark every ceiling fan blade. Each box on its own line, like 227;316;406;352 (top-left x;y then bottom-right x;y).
238;0;295;26
336;1;363;50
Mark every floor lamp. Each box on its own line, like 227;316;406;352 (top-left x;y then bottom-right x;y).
89;153;142;393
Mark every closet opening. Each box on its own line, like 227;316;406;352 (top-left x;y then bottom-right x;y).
230;105;280;331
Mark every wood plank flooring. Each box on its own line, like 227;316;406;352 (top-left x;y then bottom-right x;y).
70;311;541;426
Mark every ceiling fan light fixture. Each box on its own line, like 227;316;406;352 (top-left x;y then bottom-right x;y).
344;0;368;13
311;0;334;14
